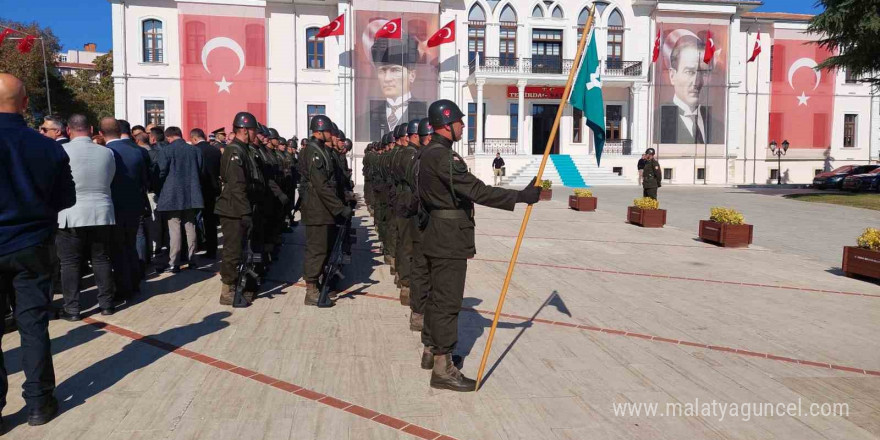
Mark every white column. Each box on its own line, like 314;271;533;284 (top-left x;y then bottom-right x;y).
517;79;526;155
111;1;128;119
476;79;485;155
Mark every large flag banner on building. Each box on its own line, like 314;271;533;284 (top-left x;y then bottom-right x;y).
179;5;267;135
569;30;605;165
768;36;836;149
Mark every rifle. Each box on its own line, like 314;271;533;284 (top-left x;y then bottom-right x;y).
234;218;263;308
317;223;348;308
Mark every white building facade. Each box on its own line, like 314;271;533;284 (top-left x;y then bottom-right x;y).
110;0;879;185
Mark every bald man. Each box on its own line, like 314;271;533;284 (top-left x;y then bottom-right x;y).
0;73;74;425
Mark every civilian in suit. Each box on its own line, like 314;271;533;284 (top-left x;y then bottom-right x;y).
659;38;722;145
156;127;205;272
148;126;168;256
191;128;221;259
369;34;427;140
39;114;68;145
119;120;153;274
0;74;74;425
56;114;117;320
103;118;150;299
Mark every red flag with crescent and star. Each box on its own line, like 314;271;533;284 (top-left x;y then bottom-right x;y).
748;33;761;63
317;14;345;38
651;28;661;63
702;30;715;64
428;20;455;47
375;18;402;39
768;37;836;149
179;13;267;135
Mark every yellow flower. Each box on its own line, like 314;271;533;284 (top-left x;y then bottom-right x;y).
633;197;659;210
857;227;880;251
709;207;745;225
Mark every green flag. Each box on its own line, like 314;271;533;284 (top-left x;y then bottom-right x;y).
569;29;605;165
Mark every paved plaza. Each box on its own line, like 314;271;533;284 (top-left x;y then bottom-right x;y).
1;188;878;439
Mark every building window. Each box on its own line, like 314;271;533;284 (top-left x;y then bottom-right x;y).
509;103;518;141
573;107;583;143
577;8;590;40
531;29;562;74
697;167;706;180
663;168;673;180
245;24;265;67
843;114;857;147
606;104;621;141
307;105;326;132
551;6;563;18
499;6;517;67
594;1;610;16
607;10;625;69
144;100;165;127
468;5;486;66
531;5;544;18
845;69;858;84
306;28;325;69
769;169;779;180
142;19;163;63
185;21;206;65
468;102;486;142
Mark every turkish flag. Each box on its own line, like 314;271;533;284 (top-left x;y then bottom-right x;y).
17;35;36;54
747;34;761;63
0;29;14;47
179;14;267;136
651;28;661;63
702;30;715;64
375;18;402;39
317;14;344;38
428;20;455;47
768;38;836;149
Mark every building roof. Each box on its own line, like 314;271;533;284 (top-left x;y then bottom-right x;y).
741;11;814;21
58;62;98;70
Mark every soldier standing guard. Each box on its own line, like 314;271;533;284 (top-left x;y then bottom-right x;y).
391;119;422;305
215;112;264;305
641;148;662;200
407;117;433;332
300;115;352;305
417;100;541;391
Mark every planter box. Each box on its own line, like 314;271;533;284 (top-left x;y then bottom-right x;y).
842;246;880;280
569;196;597;211
698;220;754;248
627;206;666;228
540;189;553;201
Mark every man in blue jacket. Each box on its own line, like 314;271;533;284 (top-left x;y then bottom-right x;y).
0;74;75;426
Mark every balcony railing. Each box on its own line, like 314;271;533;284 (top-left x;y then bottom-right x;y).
467;138;518;156
468;55;643;78
600;139;634;155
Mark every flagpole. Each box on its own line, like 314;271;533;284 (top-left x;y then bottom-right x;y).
743;30;750;184
752;33;760;184
474;4;596;392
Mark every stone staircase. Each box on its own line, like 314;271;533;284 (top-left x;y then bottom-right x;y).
504;155;636;187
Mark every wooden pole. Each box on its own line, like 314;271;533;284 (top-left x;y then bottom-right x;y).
474;4;596;391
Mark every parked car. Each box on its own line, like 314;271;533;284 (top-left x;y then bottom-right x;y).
813;165;880;189
842;167;880;192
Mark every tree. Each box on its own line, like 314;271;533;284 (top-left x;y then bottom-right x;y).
809;0;880;85
63;52;115;121
0;20;61;121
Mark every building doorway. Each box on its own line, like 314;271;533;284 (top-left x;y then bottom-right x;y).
532;104;559;155
606;104;622;141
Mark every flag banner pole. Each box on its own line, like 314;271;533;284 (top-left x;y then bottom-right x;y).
474;4;597;392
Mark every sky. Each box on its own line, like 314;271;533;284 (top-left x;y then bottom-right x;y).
3;0;822;53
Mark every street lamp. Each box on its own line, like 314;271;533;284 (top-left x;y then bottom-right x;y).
769;139;789;185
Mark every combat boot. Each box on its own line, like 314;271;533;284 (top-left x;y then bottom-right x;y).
421;346;433;370
399;286;410;306
410;312;423;332
244;290;257;303
304;283;319;306
219;283;235;305
430;354;476;392
383;254;391;266
389;256;397;275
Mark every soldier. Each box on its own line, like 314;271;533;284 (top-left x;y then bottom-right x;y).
408;117;433;331
363;143;375;214
641;148;662;200
215;112;264;305
300;115;352;305
256;125;289;262
287;137;300;227
417;100;541;391
384;124;408;282
372;133;392;267
390;119;422;305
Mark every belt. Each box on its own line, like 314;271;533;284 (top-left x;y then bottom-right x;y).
429;209;469;219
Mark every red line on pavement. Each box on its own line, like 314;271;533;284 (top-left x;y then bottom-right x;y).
470;257;880;299
81;317;458;440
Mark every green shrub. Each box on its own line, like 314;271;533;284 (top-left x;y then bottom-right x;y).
633;197;659;210
573;189;593;197
541;180;552;190
857;227;880;251
709;207;745;225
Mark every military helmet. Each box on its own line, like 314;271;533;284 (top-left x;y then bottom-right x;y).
338;130;346;141
310;115;332;132
381;133;389;145
393;124;407;139
331;122;340;138
257;124;270;137
645;148;656;155
268;128;279;140
406;119;420;136
418;117;433;137
428;99;465;127
233;112;258;129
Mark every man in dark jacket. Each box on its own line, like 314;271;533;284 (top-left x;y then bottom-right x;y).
102;117;150;299
0;73;75;425
156;127;205;272
39;114;68;145
641;148;662;199
191;128;222;259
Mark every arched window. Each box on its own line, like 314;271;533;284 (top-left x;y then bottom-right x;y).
306;27;325;69
245;24;266;67
531;5;543;18
499;5;517;67
606;9;624;68
468;4;486;21
487;0;500;11
595;1;610;17
469;4;487;65
142;19;163;63
184;21;205;65
578;8;590;25
552;6;563;18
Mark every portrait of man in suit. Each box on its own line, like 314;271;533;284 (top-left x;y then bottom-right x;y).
368;33;427;140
